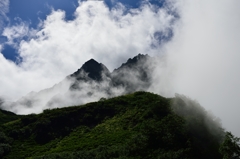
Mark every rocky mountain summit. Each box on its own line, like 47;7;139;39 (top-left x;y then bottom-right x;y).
68;53;153;93
69;59;111;90
70;59;110;82
4;54;155;114
111;54;152;92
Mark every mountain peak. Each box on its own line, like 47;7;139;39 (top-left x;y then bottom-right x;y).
111;54;152;93
81;59;102;72
126;53;150;64
114;54;150;71
83;58;99;66
70;58;110;82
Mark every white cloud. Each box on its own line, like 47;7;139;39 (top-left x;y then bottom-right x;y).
160;0;240;136
0;0;9;32
0;1;174;101
2;22;37;47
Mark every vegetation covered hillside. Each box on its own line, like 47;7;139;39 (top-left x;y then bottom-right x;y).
0;92;239;159
0;109;20;125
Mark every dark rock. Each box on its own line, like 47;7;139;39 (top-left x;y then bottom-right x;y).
69;59;111;90
70;59;110;82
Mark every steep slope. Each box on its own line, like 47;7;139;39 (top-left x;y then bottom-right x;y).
0;108;20;125
1;92;236;159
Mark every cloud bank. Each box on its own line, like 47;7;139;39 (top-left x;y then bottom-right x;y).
163;0;240;136
0;1;174;102
1;0;240;137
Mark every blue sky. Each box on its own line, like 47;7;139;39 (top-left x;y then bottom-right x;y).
1;0;240;137
0;0;165;62
1;0;78;61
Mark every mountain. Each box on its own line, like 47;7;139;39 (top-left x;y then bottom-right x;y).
69;53;153;93
111;54;153;93
69;59;111;90
70;59;110;82
0;92;239;159
4;54;154;114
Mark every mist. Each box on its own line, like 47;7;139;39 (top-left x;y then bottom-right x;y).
0;0;240;137
163;0;240;137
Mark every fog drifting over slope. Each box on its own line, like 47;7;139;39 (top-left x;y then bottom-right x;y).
166;0;240;137
1;0;240;136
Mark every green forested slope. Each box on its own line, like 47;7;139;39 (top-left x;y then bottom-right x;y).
0;92;239;159
0;109;20;125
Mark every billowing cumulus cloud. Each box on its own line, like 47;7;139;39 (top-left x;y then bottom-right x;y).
0;1;174;101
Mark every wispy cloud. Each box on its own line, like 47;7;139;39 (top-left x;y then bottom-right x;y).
0;0;9;32
2;21;37;47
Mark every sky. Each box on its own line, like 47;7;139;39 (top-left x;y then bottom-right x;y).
1;0;240;137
